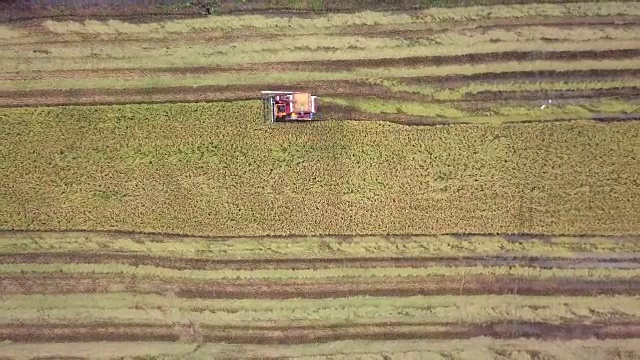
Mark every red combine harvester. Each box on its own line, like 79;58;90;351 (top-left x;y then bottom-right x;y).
261;91;322;123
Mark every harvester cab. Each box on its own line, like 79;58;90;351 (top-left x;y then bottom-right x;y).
261;91;322;123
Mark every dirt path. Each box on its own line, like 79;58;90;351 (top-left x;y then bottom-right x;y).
2;274;638;299
2;252;637;270
1;321;638;343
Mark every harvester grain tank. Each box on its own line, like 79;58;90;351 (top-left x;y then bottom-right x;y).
261;91;322;123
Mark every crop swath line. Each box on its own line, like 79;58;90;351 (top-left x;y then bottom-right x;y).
2;263;638;282
2;232;637;262
3;49;640;81
3;293;638;326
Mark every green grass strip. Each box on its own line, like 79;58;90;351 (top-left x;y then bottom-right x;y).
0;263;638;280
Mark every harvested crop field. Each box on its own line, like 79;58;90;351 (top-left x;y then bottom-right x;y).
2;1;640;124
1;231;640;358
1;0;640;359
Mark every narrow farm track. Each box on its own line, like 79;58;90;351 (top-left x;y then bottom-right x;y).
2;252;638;270
2;274;639;298
2;321;639;344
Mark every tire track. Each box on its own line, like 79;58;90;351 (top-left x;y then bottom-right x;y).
1;274;638;299
1;252;637;270
1;321;638;343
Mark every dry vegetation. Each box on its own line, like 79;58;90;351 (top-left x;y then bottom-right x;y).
4;232;638;258
1;0;640;358
2;102;640;236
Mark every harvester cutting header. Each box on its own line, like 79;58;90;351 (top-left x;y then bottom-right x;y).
261;91;322;123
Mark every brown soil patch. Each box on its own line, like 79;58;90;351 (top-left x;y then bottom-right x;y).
1;321;638;343
1;274;638;299
3;252;637;270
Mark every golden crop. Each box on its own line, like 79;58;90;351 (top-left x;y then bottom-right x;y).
2;101;639;236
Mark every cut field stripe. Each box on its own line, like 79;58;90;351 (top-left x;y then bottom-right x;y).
2;293;638;311
3;50;640;82
1;338;639;360
2;58;640;93
1;232;638;258
1;294;639;327
3;50;640;87
1;263;638;280
34;2;640;34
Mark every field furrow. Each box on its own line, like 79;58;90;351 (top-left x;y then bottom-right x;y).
3;49;640;82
